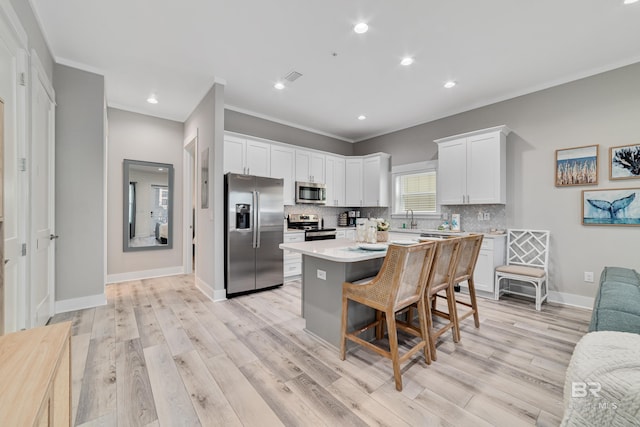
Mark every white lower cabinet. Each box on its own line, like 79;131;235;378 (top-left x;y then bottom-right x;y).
461;235;506;298
283;231;304;277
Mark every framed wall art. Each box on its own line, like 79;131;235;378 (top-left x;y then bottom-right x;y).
609;143;640;180
582;188;640;226
555;144;598;187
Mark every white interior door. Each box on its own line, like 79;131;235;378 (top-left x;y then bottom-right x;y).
0;22;27;333
30;57;55;327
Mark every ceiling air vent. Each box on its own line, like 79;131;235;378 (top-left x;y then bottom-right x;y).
284;71;303;82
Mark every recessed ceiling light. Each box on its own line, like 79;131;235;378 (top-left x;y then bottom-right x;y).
158;168;164;171
358;115;367;120
274;82;285;90
444;81;457;89
400;57;414;66
147;94;158;104
624;0;638;4
354;22;369;34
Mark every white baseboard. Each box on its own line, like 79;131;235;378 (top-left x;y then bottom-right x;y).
195;276;226;302
56;293;107;314
106;266;184;284
548;291;594;310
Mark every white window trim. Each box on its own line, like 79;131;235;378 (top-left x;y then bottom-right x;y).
391;160;440;219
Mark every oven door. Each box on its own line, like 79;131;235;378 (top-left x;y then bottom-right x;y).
296;181;326;204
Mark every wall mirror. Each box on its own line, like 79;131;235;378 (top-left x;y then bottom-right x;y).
123;159;174;252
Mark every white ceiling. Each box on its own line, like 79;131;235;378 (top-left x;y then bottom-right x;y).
30;0;640;142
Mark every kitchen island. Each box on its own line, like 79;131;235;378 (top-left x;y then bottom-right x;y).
279;238;388;347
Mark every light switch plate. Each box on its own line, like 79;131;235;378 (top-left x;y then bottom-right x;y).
484;212;491;221
317;269;326;280
584;271;594;282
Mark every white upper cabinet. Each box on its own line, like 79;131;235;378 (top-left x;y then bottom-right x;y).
345;157;364;206
270;145;295;205
325;155;345;206
224;135;246;174
363;154;391;207
295;149;325;183
436;125;511;205
224;135;270;177
224;132;391;207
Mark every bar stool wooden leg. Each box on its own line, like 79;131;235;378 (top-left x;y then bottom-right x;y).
446;285;461;343
340;295;348;360
467;278;480;328
385;311;403;391
416;297;431;365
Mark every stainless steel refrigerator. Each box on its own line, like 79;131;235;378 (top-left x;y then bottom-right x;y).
225;173;284;297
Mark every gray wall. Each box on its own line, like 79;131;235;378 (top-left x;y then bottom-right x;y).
354;62;640;301
10;0;53;80
225;109;354;156
107;108;184;276
53;64;105;301
185;83;225;299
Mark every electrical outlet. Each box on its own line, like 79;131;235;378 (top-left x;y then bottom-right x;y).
317;269;326;280
484;212;491;221
584;271;594;283
477;212;484;221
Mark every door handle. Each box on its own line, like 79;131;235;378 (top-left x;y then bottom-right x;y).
4;259;8;265
50;234;59;240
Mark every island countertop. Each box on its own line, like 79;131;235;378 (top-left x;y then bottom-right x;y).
279;238;388;262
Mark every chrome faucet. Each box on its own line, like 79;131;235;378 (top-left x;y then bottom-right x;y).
406;209;417;229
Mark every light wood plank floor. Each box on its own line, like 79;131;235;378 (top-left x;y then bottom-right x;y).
50;274;592;426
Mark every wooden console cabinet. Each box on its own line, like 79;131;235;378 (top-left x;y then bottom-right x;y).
0;322;72;426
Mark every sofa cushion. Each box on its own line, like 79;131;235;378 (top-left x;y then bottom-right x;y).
589;267;640;333
495;264;545;278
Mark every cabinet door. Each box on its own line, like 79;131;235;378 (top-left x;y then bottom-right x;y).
224;136;246;174
437;138;467;204
270;145;295;205
363;155;389;206
466;132;505;204
245;140;271;177
473;248;494;293
325;155;345;206
345;158;363;206
363;156;380;206
295;150;312;182
310;153;325;183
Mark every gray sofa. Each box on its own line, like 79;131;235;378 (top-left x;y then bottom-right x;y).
561;267;640;426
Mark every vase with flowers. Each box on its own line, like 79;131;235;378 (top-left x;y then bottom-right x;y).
375;218;390;242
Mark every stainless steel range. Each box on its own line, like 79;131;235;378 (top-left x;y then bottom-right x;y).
287;214;337;241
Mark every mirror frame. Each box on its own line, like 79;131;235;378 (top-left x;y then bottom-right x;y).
123;159;174;252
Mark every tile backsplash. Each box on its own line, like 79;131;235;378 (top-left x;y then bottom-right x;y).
389;204;506;232
285;204;505;232
284;205;387;228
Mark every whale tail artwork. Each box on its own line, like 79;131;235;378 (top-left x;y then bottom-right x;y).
587;193;636;218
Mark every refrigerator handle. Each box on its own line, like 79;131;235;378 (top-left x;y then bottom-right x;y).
255;191;261;248
252;190;258;248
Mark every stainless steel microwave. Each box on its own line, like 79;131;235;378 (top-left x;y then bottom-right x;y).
295;181;326;204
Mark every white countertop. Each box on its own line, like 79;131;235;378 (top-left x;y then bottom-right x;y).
279;238;389;262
